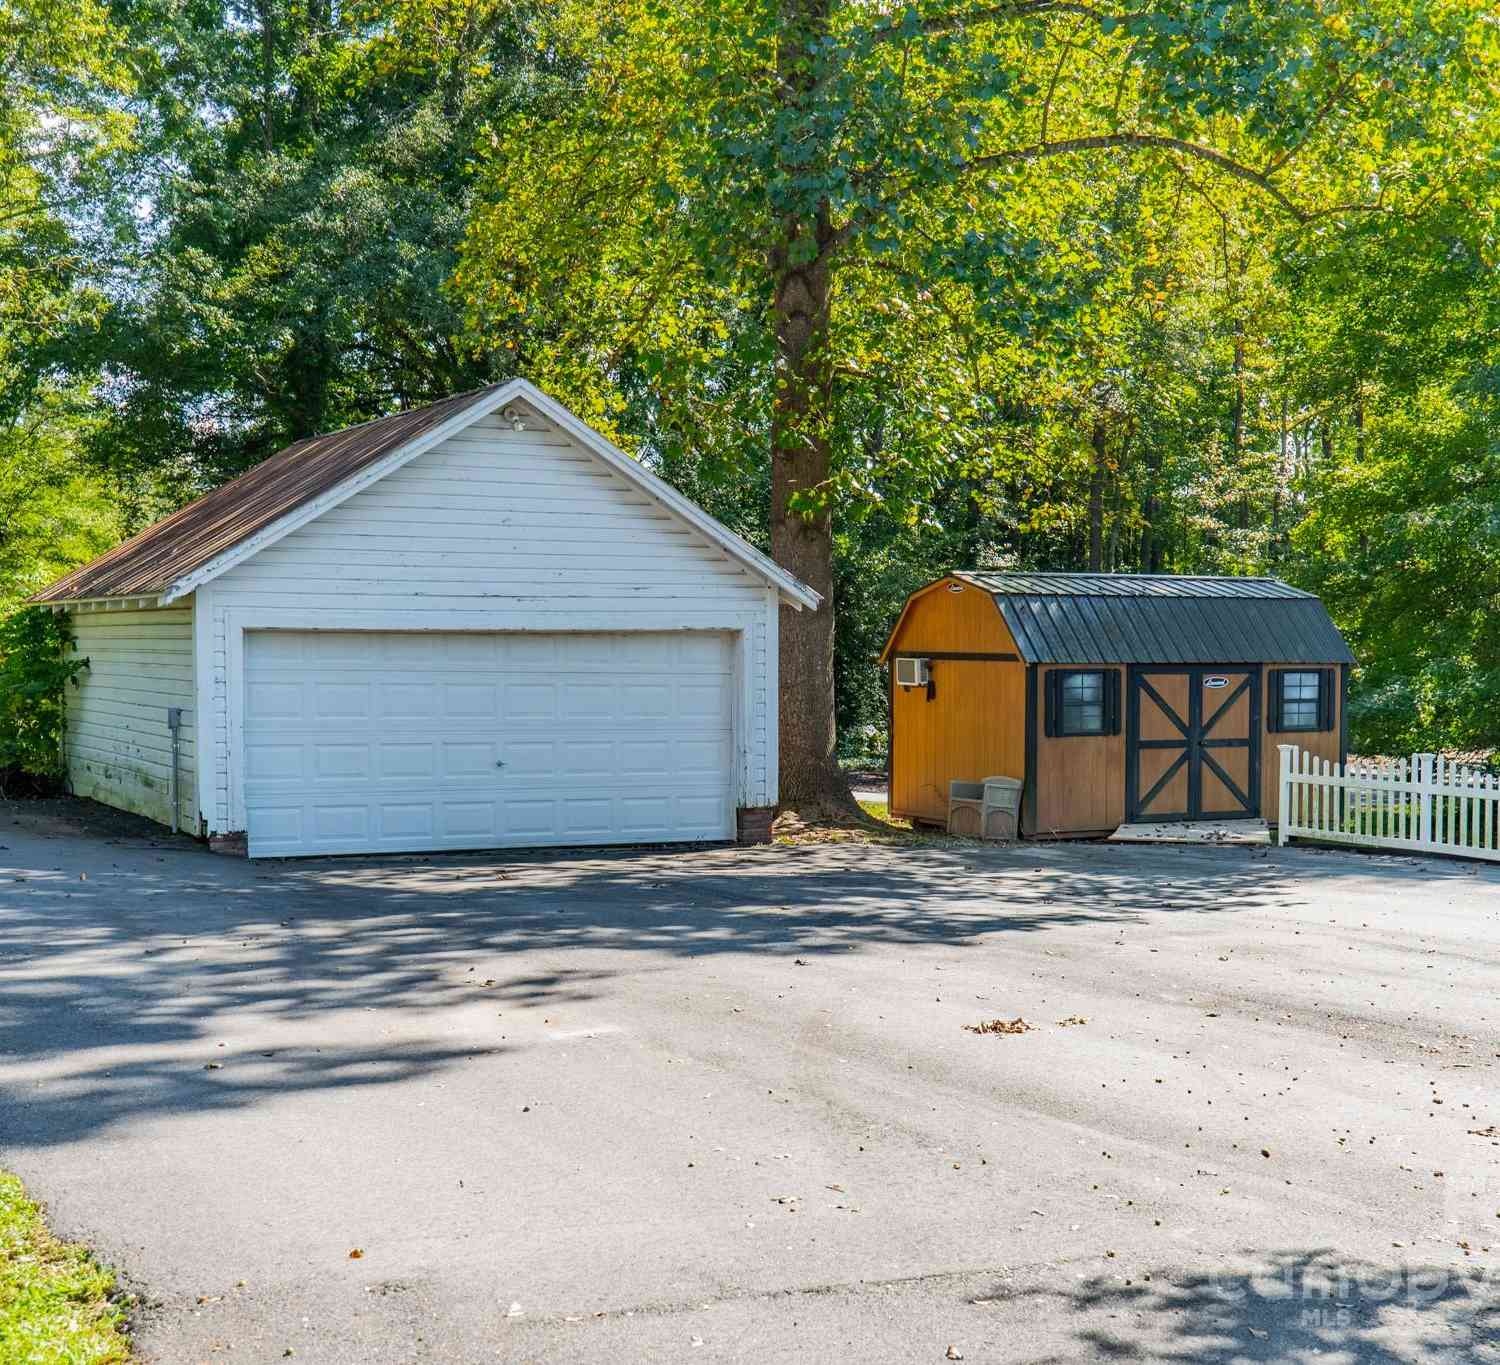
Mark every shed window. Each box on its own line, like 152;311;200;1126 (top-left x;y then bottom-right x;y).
1269;668;1335;732
1045;669;1121;737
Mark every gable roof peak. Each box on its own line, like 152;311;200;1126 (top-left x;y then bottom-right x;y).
32;379;818;610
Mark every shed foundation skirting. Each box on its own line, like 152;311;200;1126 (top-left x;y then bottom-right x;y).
209;831;248;857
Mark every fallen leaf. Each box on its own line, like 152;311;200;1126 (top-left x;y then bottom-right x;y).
965;1017;1032;1035
348;1249;364;1260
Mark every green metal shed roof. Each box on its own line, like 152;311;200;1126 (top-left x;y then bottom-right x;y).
950;572;1355;666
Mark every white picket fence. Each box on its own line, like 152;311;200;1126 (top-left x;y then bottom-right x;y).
1278;744;1500;862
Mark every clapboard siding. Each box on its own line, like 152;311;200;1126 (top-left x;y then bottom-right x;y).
202;410;776;832
65;602;197;830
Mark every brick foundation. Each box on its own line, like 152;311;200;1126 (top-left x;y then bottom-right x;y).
208;830;248;857
735;806;775;845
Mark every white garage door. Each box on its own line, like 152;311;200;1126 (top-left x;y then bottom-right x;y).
242;631;736;857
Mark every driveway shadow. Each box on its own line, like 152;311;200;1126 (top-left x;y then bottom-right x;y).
1;797;1487;1149
980;1248;1500;1362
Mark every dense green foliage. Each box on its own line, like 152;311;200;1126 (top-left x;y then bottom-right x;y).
448;0;1500;777
0;607;86;790
1;0;1497;781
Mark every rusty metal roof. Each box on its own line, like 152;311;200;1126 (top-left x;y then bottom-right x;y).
32;384;508;603
946;572;1353;665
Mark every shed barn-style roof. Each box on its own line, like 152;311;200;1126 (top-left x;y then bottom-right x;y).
32;379;819;609
885;571;1355;666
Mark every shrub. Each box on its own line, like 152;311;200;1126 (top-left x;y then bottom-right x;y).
0;606;86;792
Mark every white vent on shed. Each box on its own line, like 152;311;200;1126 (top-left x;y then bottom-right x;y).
895;657;930;688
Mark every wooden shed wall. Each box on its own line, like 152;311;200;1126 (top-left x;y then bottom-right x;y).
1033;664;1126;835
885;579;1026;824
885;577;1021;656
1259;662;1344;819
1033;661;1344;833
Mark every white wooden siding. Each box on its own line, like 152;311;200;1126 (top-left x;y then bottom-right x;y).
65;601;197;830
201;408;777;834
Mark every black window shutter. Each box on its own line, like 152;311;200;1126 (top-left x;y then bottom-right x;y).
1320;667;1336;731
1106;669;1122;734
1044;671;1058;737
1268;669;1284;732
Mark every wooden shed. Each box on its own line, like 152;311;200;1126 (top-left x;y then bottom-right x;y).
879;572;1355;837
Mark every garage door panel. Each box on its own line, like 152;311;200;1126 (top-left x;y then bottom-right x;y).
311;743;368;780
559;740;614;775
505;682;556;719
676;738;729;776
562;637;613;667
442;801;497;837
562;798;614;835
446;682;500;718
314;635;378;667
504;798;557;836
244;630;735;856
251;632;307;666
675;634;731;667
432;633;498;666
560;682;616;720
247;681;302;719
620;796;671;832
314;805;368;840
620;739;670;776
379;742;436;778
379;683;438;718
675;795;731;834
502;634;562;666
379;803;433;838
442;740;498;777
246;742;303;781
678;682;729;720
622;683;673;719
255;806;303;843
314;682;370;721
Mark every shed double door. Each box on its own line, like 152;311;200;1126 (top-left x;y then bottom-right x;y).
1127;667;1260;822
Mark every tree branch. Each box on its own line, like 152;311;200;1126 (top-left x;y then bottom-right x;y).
966;133;1309;221
871;0;1114;42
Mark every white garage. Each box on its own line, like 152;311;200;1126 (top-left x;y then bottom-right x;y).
33;379;818;857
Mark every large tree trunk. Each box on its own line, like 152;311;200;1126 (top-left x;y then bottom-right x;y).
770;218;847;807
769;0;849;810
258;0;275;152
1232;330;1249;530
1087;416;1106;572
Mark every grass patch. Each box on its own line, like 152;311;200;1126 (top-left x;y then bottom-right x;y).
772;798;966;847
0;1171;132;1363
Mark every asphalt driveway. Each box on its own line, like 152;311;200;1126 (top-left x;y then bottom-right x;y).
3;800;1500;1363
